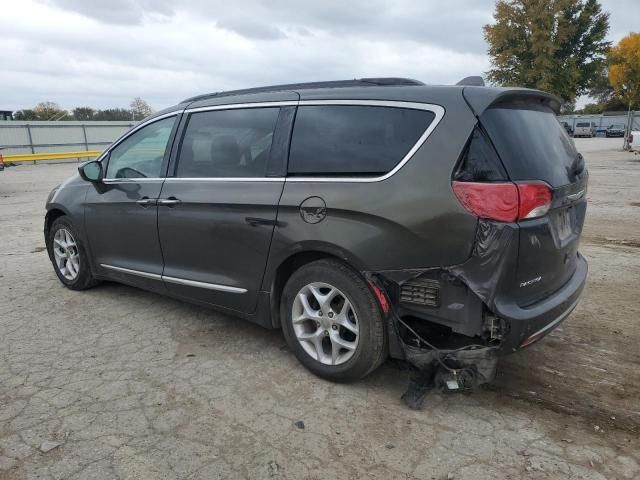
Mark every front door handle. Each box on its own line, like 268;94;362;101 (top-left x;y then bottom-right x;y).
136;197;156;208
157;197;181;207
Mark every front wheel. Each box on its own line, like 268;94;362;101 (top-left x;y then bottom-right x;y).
281;259;387;382
47;217;99;290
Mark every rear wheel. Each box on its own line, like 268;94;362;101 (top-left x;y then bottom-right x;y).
281;259;387;381
48;217;99;290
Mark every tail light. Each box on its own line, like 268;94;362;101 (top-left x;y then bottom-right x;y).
629;133;634;144
452;181;552;223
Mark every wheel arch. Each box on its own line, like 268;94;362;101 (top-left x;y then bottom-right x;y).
265;244;368;328
45;207;68;236
44;207;71;258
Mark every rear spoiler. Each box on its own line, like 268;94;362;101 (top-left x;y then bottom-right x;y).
462;87;562;116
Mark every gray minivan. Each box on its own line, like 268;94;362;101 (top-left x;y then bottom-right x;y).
44;78;588;386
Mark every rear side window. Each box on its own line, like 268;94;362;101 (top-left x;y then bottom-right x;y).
288;105;435;176
481;104;582;187
176;107;280;178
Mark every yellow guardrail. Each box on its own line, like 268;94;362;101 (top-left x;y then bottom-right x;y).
1;150;102;163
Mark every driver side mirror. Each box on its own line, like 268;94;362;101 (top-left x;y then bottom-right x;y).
78;160;103;183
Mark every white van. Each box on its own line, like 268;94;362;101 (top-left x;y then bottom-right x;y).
574;121;594;138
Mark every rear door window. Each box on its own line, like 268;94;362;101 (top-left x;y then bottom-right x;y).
287;105;435;176
481;104;583;187
176;108;280;178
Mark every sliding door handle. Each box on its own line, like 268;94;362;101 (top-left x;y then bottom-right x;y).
157;197;181;207
245;217;277;227
136;197;156;207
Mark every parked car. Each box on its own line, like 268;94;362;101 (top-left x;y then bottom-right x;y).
560;121;573;136
606;124;626;138
44;78;588;384
574;121;594;137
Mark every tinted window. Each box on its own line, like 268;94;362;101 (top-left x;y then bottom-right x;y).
576;122;590;127
482;104;583;187
176;108;280;178
288;106;435;175
454;127;507;182
106;116;176;178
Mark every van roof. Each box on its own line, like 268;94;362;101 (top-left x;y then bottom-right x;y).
181;78;425;103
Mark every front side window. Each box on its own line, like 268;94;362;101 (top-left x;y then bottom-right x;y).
176;108;280;178
106;116;176;179
288;105;435;176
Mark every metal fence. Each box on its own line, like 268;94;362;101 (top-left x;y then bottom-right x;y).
0;121;135;156
558;111;640;132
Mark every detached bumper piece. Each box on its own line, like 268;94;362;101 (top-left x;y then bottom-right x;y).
398;319;499;409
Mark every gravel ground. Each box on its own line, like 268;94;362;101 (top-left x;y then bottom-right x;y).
1;137;639;479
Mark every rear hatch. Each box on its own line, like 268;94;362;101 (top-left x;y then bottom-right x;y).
480;101;588;306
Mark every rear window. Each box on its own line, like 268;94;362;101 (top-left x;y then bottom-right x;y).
576;122;590;127
288;105;435;176
481;104;582;187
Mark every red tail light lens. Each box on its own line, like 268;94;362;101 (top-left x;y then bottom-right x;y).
517;182;552;219
452;182;518;222
452;181;552;222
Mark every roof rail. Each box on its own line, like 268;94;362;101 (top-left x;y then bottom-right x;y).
181;77;425;103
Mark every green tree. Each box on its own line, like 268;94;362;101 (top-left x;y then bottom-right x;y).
13;109;38;120
484;0;610;104
72;107;96;120
93;108;135;121
577;103;603;114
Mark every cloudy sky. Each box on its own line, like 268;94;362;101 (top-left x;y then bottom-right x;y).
0;0;636;111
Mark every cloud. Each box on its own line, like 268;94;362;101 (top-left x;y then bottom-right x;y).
1;0;633;111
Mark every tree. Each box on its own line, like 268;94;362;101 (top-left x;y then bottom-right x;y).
13;109;38;120
484;0;610;104
93;108;134;121
72;107;96;121
33;101;68;120
577;102;603;114
130;97;154;121
608;32;640;110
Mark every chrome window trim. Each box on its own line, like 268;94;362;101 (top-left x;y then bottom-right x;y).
102;178;165;184
181;99;445;184
185;101;297;114
100;264;247;294
96;100;444;184
163;177;285;183
286;100;445;183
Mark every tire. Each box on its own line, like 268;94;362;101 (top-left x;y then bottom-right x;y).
47;216;99;290
280;259;387;382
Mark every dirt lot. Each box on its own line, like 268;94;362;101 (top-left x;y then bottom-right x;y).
1;137;639;479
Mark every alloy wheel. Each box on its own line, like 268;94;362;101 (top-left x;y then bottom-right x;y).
53;228;80;281
291;282;359;365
